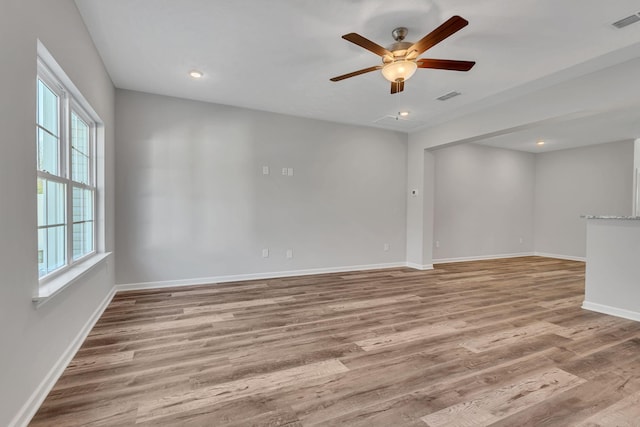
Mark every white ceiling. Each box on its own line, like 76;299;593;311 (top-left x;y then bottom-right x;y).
75;0;640;150
475;107;640;153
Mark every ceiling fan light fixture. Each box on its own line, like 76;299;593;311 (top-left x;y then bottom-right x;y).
381;60;417;83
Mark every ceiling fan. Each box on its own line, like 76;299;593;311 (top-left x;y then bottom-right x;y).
330;16;475;94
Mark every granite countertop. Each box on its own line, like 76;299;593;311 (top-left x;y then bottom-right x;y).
581;215;640;220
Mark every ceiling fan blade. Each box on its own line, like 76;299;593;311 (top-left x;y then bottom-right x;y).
390;80;404;94
417;58;476;71
330;65;382;82
342;33;392;57
407;16;469;57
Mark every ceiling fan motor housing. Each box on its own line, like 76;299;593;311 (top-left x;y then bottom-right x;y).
329;16;474;94
392;27;408;41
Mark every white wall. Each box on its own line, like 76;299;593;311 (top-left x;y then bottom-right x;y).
584;219;640;321
534;140;634;258
0;1;115;426
114;90;407;285
431;143;535;261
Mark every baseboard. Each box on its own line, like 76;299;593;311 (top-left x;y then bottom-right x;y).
433;252;535;264
406;263;434;270
582;301;640;322
116;262;409;291
9;287;116;427
533;252;586;262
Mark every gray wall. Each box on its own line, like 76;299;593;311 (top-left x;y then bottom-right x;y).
534;140;634;258
0;1;115;425
431;143;535;261
429;140;634;262
115;90;407;285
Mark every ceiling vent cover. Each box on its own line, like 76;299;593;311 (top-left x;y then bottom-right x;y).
612;14;640;29
436;91;461;101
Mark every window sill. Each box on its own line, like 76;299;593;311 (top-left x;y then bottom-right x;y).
33;252;112;308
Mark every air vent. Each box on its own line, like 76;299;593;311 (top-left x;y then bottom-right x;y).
612;14;640;29
436;91;461;101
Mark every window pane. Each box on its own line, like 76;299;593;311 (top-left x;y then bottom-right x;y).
72;187;93;222
38;225;66;277
73;221;94;260
72;187;94;260
37;79;58;135
37;128;60;175
47;226;66;273
37;179;65;227
37;228;47;277
71;112;90;184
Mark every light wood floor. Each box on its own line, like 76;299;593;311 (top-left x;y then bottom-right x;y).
31;257;640;426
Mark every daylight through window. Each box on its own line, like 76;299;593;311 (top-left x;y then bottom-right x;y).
36;62;97;280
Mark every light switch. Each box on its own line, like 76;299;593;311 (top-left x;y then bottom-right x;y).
287;167;294;176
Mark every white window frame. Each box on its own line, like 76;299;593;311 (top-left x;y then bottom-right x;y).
68;101;97;263
34;45;109;305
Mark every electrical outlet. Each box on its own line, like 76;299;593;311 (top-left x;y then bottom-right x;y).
262;248;269;258
286;249;293;259
262;166;269;175
436;241;440;248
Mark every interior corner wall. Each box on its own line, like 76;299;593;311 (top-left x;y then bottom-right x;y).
431;143;535;261
533;140;634;258
0;1;115;426
114;89;408;285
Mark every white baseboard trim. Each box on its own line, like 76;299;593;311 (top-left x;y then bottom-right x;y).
433;252;535;264
432;252;586;265
533;252;586;262
116;262;409;291
582;301;640;322
9;287;116;427
406;263;434;271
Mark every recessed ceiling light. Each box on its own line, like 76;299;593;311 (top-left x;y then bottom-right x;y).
189;70;203;79
399;111;410;117
537;140;545;146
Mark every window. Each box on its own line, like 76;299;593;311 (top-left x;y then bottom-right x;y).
36;61;97;281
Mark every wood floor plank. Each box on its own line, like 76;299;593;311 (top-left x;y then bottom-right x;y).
328;294;420;311
421;368;585;426
537;295;583;309
576;390;640;426
136;359;349;423
355;320;467;351
89;312;235;336
182;296;296;314
459;321;570;353
486;371;640;426
30;257;640;426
